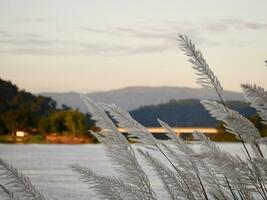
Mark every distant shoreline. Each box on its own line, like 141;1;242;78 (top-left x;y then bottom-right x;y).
0;134;96;144
0;130;242;144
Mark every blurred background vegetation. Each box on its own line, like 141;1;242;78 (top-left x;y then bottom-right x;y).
0;78;95;143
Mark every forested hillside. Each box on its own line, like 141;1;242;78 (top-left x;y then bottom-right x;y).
0;78;57;134
0;78;93;137
130;99;256;127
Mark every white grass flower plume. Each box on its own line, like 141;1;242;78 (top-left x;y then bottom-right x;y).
0;158;46;200
241;84;267;125
178;34;263;158
178;35;223;101
75;95;157;200
201;100;261;143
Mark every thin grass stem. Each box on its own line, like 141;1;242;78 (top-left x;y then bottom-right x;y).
157;147;197;200
224;176;238;200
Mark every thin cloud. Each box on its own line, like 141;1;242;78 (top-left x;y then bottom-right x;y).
80;27;111;34
1;19;266;56
203;22;228;32
0;35;81;47
114;27;170;39
81;26;177;41
0;30;13;37
0;38;174;56
80;19;267;53
0;38;52;46
23;33;44;38
17;17;56;23
10;48;56;55
222;19;267;30
0;39;21;45
0;27;176;55
127;43;175;54
166;19;267;32
79;42;175;56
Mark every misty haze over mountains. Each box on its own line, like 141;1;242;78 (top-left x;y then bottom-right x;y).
41;86;244;112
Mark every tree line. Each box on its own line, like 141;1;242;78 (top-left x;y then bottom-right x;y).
0;78;94;137
130;99;256;127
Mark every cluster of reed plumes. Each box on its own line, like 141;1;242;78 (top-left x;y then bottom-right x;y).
1;35;267;200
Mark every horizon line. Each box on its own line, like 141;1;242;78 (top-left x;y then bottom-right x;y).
36;85;243;94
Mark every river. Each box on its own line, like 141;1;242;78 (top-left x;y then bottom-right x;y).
0;143;266;199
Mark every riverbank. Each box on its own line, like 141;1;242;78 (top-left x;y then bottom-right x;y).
0;129;242;144
0;134;96;144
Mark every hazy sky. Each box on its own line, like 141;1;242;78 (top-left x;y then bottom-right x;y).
0;0;267;93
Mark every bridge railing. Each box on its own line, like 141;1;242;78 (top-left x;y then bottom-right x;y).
117;127;218;134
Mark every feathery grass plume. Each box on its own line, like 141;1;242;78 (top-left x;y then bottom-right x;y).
192;132;248;182
179;33;258;158
100;103;158;148
178;34;223;102
178;34;265;158
201;100;260;143
138;149;195;200
0;158;45;200
199;161;231;200
157;120;201;190
244;160;267;200
159;142;208;200
201;99;263;158
79;95;157;200
252;158;267;187
102;103;214;199
0;184;19;200
157;119;193;155
158;120;230;200
71;165;144;200
101;103;213;199
241;84;267;125
193;131;267;199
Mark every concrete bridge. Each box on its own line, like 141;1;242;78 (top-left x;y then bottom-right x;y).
118;127;218;140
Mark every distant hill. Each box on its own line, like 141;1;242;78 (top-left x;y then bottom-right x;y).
41;86;244;112
130;99;256;127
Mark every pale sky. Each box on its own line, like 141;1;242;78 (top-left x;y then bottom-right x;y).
0;0;267;93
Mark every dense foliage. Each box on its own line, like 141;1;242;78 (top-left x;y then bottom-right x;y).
0;78;93;136
37;109;93;136
0;79;57;135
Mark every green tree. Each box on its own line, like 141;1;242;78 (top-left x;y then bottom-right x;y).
49;110;68;134
37;117;51;135
65;109;87;137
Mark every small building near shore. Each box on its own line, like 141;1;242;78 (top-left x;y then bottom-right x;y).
16;131;29;137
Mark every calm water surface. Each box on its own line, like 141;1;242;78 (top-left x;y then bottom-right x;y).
0;143;266;200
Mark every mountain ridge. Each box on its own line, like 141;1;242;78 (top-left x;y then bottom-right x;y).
40;86;244;112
